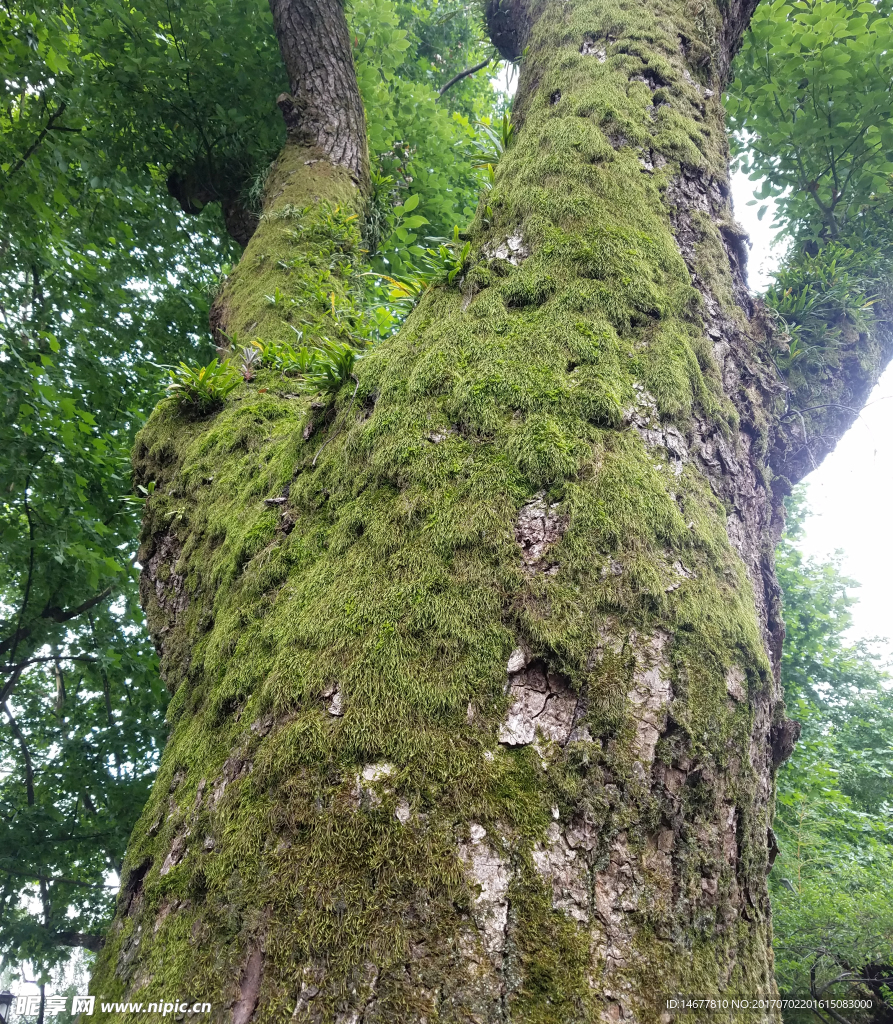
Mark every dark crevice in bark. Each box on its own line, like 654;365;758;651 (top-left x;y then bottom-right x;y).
117;858;151;917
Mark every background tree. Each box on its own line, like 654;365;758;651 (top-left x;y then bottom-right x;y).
770;490;893;1022
1;0;231;973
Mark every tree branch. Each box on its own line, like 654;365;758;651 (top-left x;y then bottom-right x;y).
7;482;36;666
44;929;105;951
41;584;115;624
438;58;492;97
0;585;115;658
0;868;118;891
7;102;68;179
1;655;97;674
3;700;35;806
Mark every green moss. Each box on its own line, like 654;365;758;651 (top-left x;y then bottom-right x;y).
93;0;782;1018
214;140;364;354
508;869;594;1022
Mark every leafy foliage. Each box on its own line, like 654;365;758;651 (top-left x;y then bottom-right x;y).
470;110;514;168
0;0;243;983
351;0;497;274
299;343;361;396
164;359;242;412
727;0;893;476
771;489;893;1019
247;338;361;395
727;0;893;244
763;241;885;376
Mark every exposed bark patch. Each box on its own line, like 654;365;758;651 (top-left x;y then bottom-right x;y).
514;492;567;571
233;944;264;1024
142;533;188;617
116;922;145;981
483;232;529;265
268;0;369;185
350;762;394;809
665;558;696;592
322;681;344;716
210;754;251;810
766;826;779;872
532;821;590;923
623;384;689;473
580;39;607;61
626;631;672;773
159;828;189;876
457;824;510;961
498;660;581;747
292;962;326;1018
593;832;640;978
152;898;181;934
725;666;746;702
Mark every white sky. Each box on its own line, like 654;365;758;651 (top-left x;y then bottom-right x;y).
731;173;893;656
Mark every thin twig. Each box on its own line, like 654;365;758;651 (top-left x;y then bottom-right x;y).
8;481;36;666
1;655;97;673
3;700;35;805
0;867;118;890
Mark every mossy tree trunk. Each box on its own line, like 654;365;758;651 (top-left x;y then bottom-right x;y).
92;1;888;1021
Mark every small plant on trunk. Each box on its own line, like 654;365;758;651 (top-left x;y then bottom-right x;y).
164;358;241;413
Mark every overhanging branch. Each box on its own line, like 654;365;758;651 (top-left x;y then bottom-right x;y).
439;58;492;97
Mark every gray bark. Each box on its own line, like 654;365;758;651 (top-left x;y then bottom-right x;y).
268;0;369;188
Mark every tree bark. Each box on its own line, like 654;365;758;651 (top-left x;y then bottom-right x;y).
90;1;892;1021
268;0;369;190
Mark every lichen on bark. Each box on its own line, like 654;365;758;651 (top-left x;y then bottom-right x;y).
91;1;805;1021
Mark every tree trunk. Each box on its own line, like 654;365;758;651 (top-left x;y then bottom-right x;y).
91;1;886;1021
